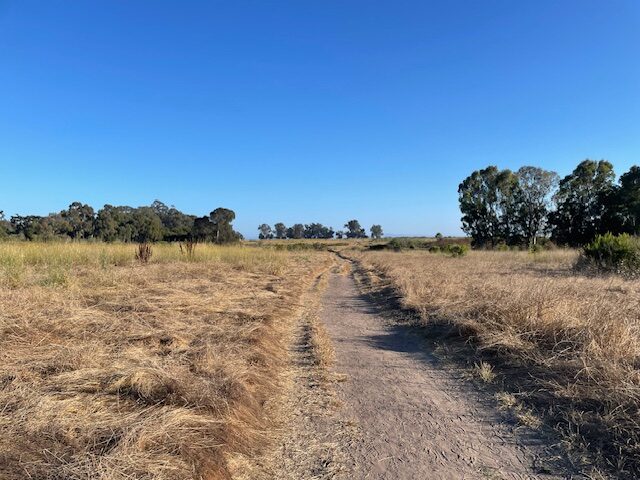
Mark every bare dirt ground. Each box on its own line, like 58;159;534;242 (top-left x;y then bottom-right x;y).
309;269;575;480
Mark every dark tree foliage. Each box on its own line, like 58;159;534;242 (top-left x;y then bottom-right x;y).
192;216;215;241
3;201;238;244
258;224;273;239
10;215;44;241
458;160;638;248
95;205;126;242
274;222;287;239
209;208;241;243
303;223;334;239
514;166;559;248
607;166;640;235
191;208;241;243
458;166;519;247
549;160;615;246
150;200;195;241
370;225;383;239
39;214;72;241
62;202;95;239
344;219;367;238
0;211;8;239
130;207;164;243
286;224;305;239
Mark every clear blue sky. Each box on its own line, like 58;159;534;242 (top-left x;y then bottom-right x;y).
1;1;638;238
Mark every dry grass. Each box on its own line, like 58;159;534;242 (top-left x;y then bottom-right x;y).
349;248;640;475
0;242;331;480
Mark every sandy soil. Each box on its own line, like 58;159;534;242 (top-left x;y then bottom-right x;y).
316;271;572;480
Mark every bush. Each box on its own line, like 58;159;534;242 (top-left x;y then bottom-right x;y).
582;233;640;275
444;244;468;257
388;238;425;250
529;243;543;254
428;246;441;253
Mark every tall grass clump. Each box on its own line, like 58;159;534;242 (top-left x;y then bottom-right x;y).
135;242;153;263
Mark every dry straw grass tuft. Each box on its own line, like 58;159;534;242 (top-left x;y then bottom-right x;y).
351;248;640;475
0;242;330;479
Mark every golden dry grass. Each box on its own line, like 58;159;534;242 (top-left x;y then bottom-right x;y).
0;242;331;480
349;248;640;475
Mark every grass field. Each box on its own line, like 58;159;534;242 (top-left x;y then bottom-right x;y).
3;240;640;478
0;242;331;480
348;248;640;475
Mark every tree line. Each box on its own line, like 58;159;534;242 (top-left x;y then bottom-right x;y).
0;201;242;243
257;220;383;240
458;160;640;248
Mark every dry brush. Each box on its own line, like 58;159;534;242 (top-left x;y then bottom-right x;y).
0;242;331;480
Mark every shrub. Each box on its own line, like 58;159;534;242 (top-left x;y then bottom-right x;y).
428;246;441;253
444;244;468;257
529;243;543;254
582;233;640;275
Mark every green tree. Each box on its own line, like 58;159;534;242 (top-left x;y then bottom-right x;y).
514;166;559;248
258;223;273;239
62;202;95;239
344;219;367;238
286;224;305;239
303;223;334;239
192;216;215;241
550;160;615;246
370;225;383;239
150;200;195;241
0;211;10;239
617;166;640;234
94;205;121;242
10;215;43;240
274;222;287;239
190;208;241;243
458;167;518;247
210;207;240;243
39;214;72;240
130;207;164;243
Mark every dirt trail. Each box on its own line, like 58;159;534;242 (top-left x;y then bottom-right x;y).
319;271;568;480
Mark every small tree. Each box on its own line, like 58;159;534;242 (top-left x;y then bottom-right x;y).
303;223;334;239
370;225;383;239
62;202;95;239
344;219;367;238
210;208;240;243
274;222;287;239
286;224;305;239
10;215;43;240
130;208;164;243
258;223;273;239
